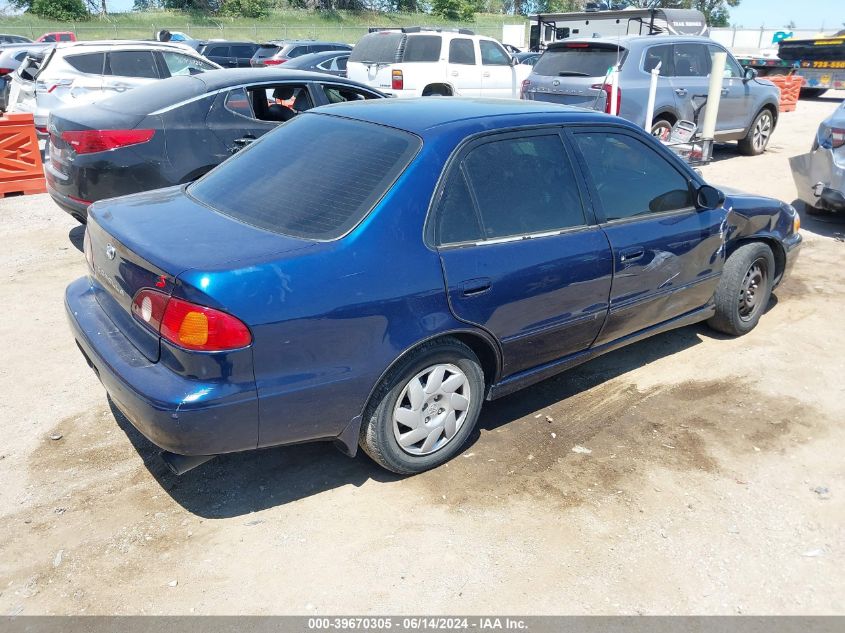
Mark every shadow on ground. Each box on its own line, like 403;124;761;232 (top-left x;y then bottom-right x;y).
794;200;845;239
107;318;745;518
68;224;84;252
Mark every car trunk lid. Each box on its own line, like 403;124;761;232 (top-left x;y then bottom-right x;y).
86;186;315;362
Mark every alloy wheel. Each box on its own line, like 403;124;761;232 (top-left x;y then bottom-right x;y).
752;112;773;152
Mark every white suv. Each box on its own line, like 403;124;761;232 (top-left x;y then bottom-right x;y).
347;28;518;98
8;41;219;134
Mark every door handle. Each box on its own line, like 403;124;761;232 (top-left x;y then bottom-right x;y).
459;278;491;296
674;88;687;97
450;70;458;76
483;71;491;78
721;88;729;96
619;247;645;263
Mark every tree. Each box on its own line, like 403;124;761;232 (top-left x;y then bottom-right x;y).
219;0;270;16
431;0;474;20
29;0;89;19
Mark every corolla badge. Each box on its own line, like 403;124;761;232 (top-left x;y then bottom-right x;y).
105;244;116;260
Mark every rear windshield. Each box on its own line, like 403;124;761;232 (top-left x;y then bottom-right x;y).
189;115;421;240
533;45;627;78
253;44;281;59
349;32;403;64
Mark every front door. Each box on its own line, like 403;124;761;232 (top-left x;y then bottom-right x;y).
434;130;613;378
479;40;516;98
708;44;753;134
569;127;727;346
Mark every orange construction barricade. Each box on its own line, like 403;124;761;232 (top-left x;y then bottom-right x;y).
767;75;803;113
0;112;47;198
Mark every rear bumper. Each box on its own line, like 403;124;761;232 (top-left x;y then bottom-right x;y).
47;183;90;220
65;277;260;456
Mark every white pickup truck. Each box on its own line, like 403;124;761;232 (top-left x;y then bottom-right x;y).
346;28;519;98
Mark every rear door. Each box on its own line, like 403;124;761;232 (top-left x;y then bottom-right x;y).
434;129;613;378
231;44;257;68
523;42;625;109
204;44;232;67
103;49;160;95
479;39;516;98
447;37;481;96
569;126;727;345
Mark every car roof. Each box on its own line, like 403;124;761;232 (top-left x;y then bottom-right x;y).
312;97;615;138
547;34;718;49
52;40;199;53
189;68;371;91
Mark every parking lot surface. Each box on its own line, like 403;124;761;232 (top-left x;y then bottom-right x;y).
1;94;843;615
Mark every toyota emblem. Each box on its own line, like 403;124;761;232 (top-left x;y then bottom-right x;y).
105;244;116;261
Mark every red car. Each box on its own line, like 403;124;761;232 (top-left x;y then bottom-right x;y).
37;32;76;43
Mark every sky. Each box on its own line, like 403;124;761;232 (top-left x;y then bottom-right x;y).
727;0;844;30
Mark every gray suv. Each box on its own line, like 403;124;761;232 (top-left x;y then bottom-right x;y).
522;36;780;156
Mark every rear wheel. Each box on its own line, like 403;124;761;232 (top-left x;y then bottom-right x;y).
360;338;484;474
650;117;673;142
738;109;774;156
708;242;775;336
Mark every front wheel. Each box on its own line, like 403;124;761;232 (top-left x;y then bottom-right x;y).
738;109;774;156
708;242;775;336
360;338;485;474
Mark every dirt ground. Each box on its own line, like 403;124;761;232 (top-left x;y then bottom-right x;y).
1;94;843;616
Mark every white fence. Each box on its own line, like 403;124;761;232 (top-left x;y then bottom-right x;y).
709;27;828;55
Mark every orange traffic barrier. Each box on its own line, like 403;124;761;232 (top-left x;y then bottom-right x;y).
0;112;46;199
767;75;803;113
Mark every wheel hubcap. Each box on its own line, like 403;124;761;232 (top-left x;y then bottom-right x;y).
739;259;766;320
753;113;772;151
392;363;471;456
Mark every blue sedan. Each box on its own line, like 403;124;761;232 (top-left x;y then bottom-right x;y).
66;98;802;475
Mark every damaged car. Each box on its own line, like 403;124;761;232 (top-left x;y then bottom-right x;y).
790;100;845;213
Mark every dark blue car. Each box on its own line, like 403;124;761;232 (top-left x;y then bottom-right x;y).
65;98;802;475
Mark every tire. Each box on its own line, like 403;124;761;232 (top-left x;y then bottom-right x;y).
650;117;673;142
707;242;775;336
360;338;485;474
738;109;775;156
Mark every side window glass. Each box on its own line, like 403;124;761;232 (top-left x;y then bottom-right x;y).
708;44;742;78
672;43;710;77
336;56;348;71
574;132;694;221
107;50;159;78
437;169;482;245
206;46;229;57
449;38;476;65
224;87;254;118
230;45;254;58
321;85;376;104
64;52;105;74
479;40;511;66
403;35;442;62
162;52;215;76
289;46;308;58
643;44;673;75
462;134;585;240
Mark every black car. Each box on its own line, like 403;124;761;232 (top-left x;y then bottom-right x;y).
199;41;260;68
250;39;352;67
281;50;350;76
46;69;386;222
0;34;32;45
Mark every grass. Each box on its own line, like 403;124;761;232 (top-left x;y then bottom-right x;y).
0;10;527;44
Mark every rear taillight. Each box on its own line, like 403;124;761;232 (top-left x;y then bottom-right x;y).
131;289;252;352
520;79;530;98
591;83;622;115
0;67;13;76
829;127;845;149
83;228;93;268
61;129;155;155
35;126;47;135
392;69;403;91
263;58;285;65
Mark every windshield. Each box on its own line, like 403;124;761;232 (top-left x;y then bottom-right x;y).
189;114;421;240
533;45;627;78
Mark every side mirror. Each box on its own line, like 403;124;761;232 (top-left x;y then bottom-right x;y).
743;67;757;82
696;184;725;209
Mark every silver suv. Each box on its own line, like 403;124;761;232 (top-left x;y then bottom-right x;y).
521;35;781;155
8;41;219;135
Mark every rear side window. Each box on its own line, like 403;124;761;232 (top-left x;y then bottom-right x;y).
231;45;256;58
449;38;476;65
437;134;585;244
643;44;673;74
533;45;626;78
348;32;403;64
573;132;693;221
107;50;158;78
672;43;710;77
206;45;229;57
286;46;309;58
64;52;105;74
224;87;253;118
403;35;441;62
189;115;421;240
